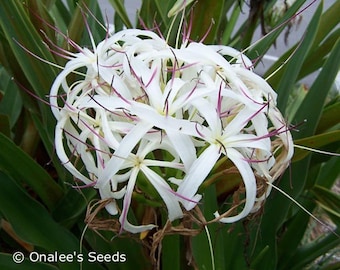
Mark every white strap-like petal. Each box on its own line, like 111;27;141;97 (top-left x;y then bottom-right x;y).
214;148;257;223
177;145;220;210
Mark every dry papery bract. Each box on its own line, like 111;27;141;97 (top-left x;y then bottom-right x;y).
84;177;270;269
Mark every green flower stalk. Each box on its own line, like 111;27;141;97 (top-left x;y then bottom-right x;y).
50;27;293;233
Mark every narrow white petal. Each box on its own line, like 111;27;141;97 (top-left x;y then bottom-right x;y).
55;117;92;184
50;59;94;119
233;66;278;101
77;95;131;111
166;129;196;171
98;121;153;187
177;145;220;210
190;98;221;134
209;45;253;68
214;148;257;223
119;168;157;233
222;108;254;137
98;182;125;215
130;101;207;138
141;165;183;221
269;107;294;162
224;134;270;151
121;220;157;234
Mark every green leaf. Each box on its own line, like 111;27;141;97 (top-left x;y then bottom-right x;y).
313;0;340;48
46;0;72;35
316;101;340;133
316;156;340;189
168;0;194;17
285;84;308;123
29;113;66;182
221;222;248;269
65;0;105;49
189;0;225;44
221;2;241;45
0;114;11;138
0;0;59;152
285;229;340;270
26;0;59;46
299;28;340;80
162;234;181;270
137;0;154;30
107;0;133;28
138;0;176;37
52;187;97;228
0;133;63;210
265;1;340;81
292;130;340;162
250;246;270;269
0;253;58;270
192;186;226;270
0;67;23;128
293;38;340;139
247;0;305;59
0;172;105;270
63;0;88;49
276;1;322;110
276;197;316;269
0;172;78;269
154;0;172;28
0;1;57;98
84;228;150;270
311;185;340;226
251;156;312;269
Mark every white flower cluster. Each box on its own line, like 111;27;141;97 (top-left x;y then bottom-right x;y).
50;29;293;233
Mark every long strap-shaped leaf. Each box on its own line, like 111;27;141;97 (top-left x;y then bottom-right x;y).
294;38;340;139
107;0;133;28
0;133;63;210
0;0;57;98
0;0;58;151
276;1;322;110
0;172;105;270
0;172;75;261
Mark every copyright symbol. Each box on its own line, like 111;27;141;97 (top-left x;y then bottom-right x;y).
12;251;25;264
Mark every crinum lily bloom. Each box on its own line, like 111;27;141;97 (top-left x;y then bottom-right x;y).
50;28;293;233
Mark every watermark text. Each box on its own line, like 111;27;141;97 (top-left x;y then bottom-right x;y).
12;251;127;264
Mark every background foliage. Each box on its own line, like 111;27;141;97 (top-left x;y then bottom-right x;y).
0;0;339;269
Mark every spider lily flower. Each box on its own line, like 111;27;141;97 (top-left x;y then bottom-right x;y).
51;27;293;233
117;137;187;233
